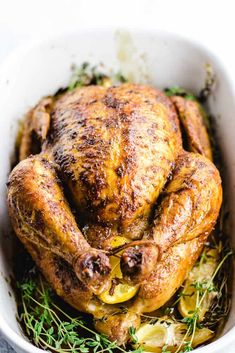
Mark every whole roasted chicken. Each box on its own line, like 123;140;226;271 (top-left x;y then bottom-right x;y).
7;83;222;344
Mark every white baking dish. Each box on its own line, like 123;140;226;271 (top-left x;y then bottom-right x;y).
0;29;234;353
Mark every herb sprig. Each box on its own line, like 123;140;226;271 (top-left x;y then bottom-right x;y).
135;244;232;353
164;86;196;100
68;63;127;91
18;275;141;353
174;249;232;353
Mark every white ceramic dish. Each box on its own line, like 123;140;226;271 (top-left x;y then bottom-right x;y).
0;28;234;353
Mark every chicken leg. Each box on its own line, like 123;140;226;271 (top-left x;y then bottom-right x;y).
7;154;111;294
97;234;207;345
121;151;222;284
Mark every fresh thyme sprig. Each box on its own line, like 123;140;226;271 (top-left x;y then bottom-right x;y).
18;275;141;353
173;250;233;353
68;63;128;91
128;327;138;344
68;62;109;91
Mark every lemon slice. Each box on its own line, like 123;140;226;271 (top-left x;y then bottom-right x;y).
178;248;218;321
99;282;139;304
111;235;129;248
135;319;213;352
98;236;139;304
110;236;128;280
134;322;168;352
189;326;214;347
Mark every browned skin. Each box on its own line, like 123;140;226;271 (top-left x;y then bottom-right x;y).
19;97;53;161
171;96;212;160
7;83;222;344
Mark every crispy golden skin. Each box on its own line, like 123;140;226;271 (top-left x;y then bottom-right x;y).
49;85;181;234
7;84;222;344
171;96;212;160
19;97;53;160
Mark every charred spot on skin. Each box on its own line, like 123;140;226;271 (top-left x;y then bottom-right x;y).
103;94;127;109
83;136;96;146
120;242;160;284
76;252;111;281
103;95;119;109
85;99;98;106
53;149;77;173
121;247;143;278
143;99;151;105
115;165;124;177
70;131;77;140
34;210;45;230
109;278;121;296
41;157;53;169
119;112;130;122
30;131;42;155
74;253;111;293
124;155;136;172
104;117;119;129
55;256;81;294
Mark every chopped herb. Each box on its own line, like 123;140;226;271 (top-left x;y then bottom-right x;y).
129;326;138;344
68;63;128;91
162;344;171;353
114;72;128;83
164;86;196;100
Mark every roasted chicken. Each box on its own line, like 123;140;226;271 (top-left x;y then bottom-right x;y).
7;83;222;344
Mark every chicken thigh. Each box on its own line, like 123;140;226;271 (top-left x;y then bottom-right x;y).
7;83;222;344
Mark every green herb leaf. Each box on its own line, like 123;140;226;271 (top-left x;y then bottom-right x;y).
164;86;196;100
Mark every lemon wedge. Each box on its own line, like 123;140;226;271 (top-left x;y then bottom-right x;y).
178;248;219;321
99;282;139;304
98;236;139;304
110;235;129;248
135;319;213;352
135;322;168;352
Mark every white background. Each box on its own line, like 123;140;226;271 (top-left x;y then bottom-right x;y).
0;0;235;78
0;0;234;352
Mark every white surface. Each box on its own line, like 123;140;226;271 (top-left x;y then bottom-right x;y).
0;2;235;353
0;0;235;79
